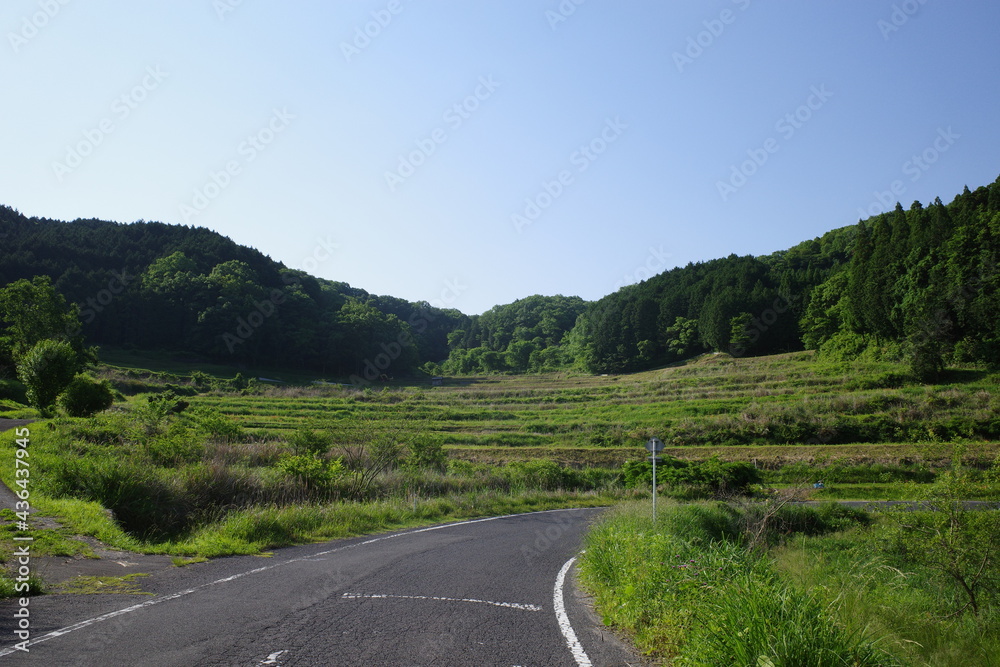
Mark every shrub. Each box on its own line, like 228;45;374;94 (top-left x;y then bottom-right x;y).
189;407;246;442
288;426;332;456
276;454;345;489
623;457;761;496
402;435;447;472
16;339;79;414
146;423;205;467
59;374;115;417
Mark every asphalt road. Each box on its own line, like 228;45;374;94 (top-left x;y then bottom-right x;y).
0;508;640;666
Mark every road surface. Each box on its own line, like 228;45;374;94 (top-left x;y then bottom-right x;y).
0;508;640;666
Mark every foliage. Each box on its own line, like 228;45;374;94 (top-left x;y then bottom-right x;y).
579;501;893;663
441;295;588;374
402;435;447;472
875;452;1000;616
288;424;332;456
16;339;80;414
0;275;91;374
622;456;761;496
276;454;345;489
3;176;999;377
59;374;115;417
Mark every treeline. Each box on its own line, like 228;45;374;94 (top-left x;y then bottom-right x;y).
2;174;998;380
803;181;1000;377
570;176;1000;375
438;294;587;373
0;209;462;379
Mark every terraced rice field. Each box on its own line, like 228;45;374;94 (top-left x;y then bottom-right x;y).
186;352;1000;467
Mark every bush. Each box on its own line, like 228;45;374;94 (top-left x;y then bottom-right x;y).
59;374;115;417
189;407;245;442
402;435;447;472
16;339;79;414
276;454;344;489
623;457;761;496
146;423;205;467
288;426;331;456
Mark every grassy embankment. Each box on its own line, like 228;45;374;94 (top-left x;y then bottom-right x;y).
581;496;1000;666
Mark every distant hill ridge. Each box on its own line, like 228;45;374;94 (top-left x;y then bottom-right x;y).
1;173;998;377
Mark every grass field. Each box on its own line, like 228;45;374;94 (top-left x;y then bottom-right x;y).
152;350;1000;468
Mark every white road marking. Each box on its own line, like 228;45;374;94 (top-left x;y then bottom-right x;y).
0;508;594;657
259;649;287;665
553;557;593;667
341;592;541;612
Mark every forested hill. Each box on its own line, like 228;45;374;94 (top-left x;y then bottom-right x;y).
569;176;1000;375
0;207;465;377
2;174;998;380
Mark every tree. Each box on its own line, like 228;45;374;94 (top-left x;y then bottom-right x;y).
17;339;80;414
0;276;90;371
728;312;754;357
665;316;699;358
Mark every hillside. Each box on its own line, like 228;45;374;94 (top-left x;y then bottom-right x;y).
1;174;998;380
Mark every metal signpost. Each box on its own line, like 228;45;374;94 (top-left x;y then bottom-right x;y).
645;437;664;521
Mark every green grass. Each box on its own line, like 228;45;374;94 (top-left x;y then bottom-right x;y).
177;351;1000;465
581;498;1000;665
774;525;1000;666
579;500;899;664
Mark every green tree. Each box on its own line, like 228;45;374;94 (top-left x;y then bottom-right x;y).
17;339;80;414
728;312;754;356
0;276;90;371
665;316;699;358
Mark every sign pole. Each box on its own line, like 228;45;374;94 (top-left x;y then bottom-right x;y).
652;453;657;522
645;437;664;523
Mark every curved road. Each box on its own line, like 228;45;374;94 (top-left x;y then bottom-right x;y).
0;508;639;666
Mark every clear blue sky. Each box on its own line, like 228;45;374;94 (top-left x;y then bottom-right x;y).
3;0;998;314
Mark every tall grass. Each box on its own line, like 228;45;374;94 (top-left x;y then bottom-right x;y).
774;527;1000;666
579;501;899;665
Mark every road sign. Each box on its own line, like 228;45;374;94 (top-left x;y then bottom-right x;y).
645;437;664;453
647;456;663;463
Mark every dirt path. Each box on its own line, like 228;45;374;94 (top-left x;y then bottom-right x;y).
0;419;33;512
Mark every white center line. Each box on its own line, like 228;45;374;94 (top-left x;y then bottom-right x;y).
258;649;287;665
553;557;593;667
341;592;541;611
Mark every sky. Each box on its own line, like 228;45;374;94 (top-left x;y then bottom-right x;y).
2;0;999;315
